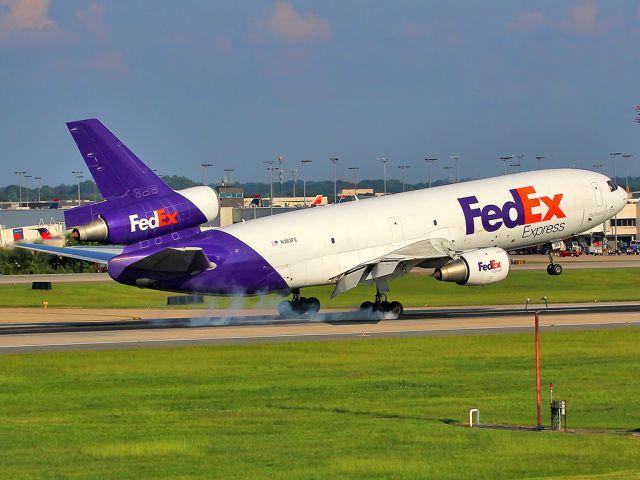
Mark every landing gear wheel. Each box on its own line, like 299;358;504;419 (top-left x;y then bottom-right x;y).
388;301;404;318
278;291;321;317
360;289;404;319
304;297;321;315
278;300;293;317
360;301;374;311
546;263;563;276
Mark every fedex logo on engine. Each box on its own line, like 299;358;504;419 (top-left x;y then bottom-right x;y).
129;208;178;232
458;186;565;235
478;259;501;271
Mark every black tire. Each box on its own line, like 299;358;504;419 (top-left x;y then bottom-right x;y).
546;264;554;275
388;301;403;318
552;264;563;276
360;301;374;311
277;300;293;317
305;297;321;315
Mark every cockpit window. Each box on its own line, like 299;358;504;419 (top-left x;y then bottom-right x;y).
607;180;617;192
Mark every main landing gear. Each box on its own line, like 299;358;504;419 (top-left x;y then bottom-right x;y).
546;250;563;276
359;290;404;319
278;289;320;317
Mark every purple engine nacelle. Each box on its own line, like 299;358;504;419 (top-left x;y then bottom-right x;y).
66;186;219;245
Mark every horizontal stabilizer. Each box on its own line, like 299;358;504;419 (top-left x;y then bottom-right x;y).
13;243;122;264
126;247;213;274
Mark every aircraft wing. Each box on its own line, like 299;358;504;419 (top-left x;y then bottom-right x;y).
330;237;454;298
123;247;213;274
13;243;123;264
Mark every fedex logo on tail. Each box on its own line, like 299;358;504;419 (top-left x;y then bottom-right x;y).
458;186;565;235
129;208;178;232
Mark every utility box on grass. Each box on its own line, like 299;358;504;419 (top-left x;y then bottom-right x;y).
550;400;566;431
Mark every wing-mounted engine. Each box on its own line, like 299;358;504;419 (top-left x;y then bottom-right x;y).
434;247;510;286
68;186;219;244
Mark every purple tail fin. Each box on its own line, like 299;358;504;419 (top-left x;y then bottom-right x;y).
66;119;172;199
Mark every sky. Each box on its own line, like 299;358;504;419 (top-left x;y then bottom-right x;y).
1;0;640;187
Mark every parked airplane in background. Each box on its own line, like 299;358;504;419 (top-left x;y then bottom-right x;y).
249;194;323;208
32;227;53;240
16;119;627;318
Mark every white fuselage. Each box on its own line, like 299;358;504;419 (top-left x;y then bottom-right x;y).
221;169;627;289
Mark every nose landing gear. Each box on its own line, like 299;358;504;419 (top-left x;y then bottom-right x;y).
278;289;320;317
359;290;404;318
546;250;563;276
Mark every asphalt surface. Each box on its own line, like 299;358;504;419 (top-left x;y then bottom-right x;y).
1;303;638;353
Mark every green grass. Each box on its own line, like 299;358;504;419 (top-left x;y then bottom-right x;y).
0;267;639;309
1;329;639;479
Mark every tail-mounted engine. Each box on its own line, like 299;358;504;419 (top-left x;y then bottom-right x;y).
434;247;510;286
66;186;219;245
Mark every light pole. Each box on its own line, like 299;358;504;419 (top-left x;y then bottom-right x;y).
278;156;284;197
443;165;453;184
14;171;25;207
72;170;84;206
398;165;410;192
378;157;389;195
592;163;604;172
34;176;41;203
450;155;460;183
264;161;275;214
329;157;339;203
201;163;213;186
348;167;359;195
622;154;633;192
224;168;234;186
500;156;513;175
289;168;299;197
425;158;437;188
24;174;32;205
535;156;546;170
610;152;622;182
301;160;312;204
510;163;521;173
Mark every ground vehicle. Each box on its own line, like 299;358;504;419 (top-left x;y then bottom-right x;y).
587;242;603;255
626;240;640;255
560;240;582;256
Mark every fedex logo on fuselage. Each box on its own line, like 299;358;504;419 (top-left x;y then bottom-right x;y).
458;186;565;235
129;208;178;232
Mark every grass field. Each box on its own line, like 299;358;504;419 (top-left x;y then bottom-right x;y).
1;329;639;479
0;267;639;309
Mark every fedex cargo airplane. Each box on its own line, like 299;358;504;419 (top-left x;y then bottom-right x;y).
17;119;627;318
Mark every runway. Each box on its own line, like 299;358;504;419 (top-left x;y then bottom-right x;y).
1;303;638;353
